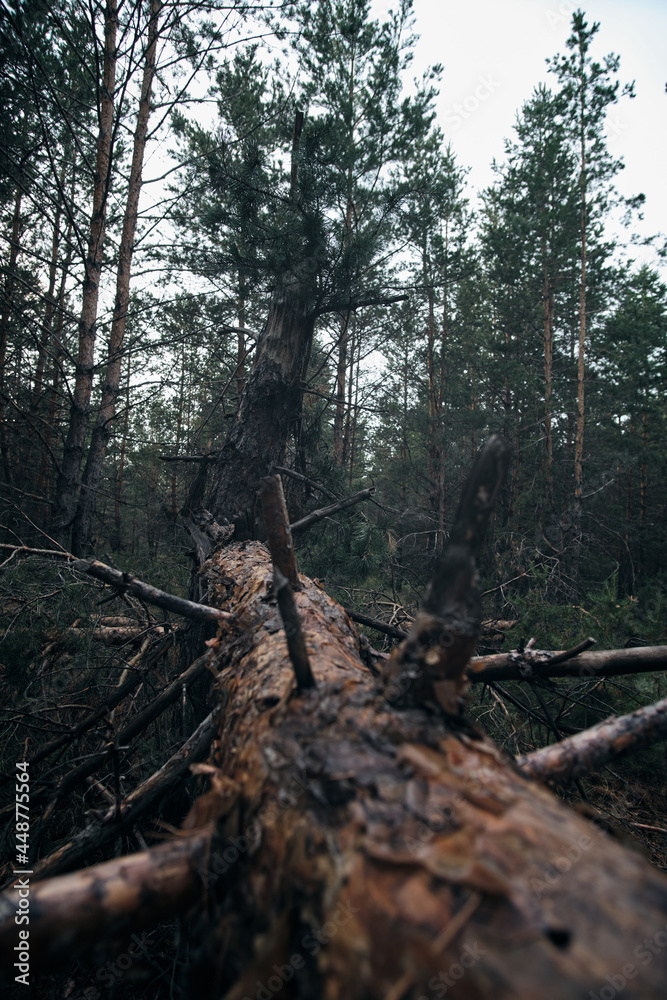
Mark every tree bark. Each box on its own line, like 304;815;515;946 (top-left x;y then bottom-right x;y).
207;287;315;538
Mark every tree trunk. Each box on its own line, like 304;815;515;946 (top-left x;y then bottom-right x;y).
0;184;23;485
51;0;118;546
71;0;160;557
542;240;554;510
207;287;315;538
333;312;350;466
572;78;588;577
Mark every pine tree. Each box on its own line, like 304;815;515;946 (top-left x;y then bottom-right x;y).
547;9;639;569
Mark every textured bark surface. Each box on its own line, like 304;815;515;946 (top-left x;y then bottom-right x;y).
2;542;667;996
178;542;667;1000
208;290;315;538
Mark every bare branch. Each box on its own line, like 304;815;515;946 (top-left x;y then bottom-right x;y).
32;710;219;879
72;558;232;623
289;487;375;534
468;645;667;683
517;697;667;783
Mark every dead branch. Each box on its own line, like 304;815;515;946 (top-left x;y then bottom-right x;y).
289;487;375;533
273;567;315;691
0;830;212;974
343;607;409;640
158;453;218;462
72;557;232;622
270;465;338;501
517;696;667;783
0;650;214;821
383;436;510;714
0;543;70;559
32;709;219;879
259;475;301;589
468;644;667;683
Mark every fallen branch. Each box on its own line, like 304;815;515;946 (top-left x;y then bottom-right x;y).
289;487;375;533
72;558;232;623
517;696;667;783
0;543;70;559
32;709;219;879
0;830;212;974
0;650;214;821
0;545;232;622
0;636;173;782
343;608;409;640
467;644;667;683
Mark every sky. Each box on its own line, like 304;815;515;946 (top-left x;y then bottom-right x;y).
385;0;666;268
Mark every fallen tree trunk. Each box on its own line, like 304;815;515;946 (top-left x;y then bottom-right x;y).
3;541;667;997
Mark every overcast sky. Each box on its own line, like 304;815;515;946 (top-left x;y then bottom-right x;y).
390;0;666;269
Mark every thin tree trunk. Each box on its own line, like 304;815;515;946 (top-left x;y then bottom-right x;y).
342;314;355;468
333;312;350;466
437;227;449;543
426;285;439;518
237;273;246;397
0;185;23;485
542;241;554;510
171;339;187;527
112;357;131;549
348;332;361;487
572;80;587;576
400;342;408;507
71;0;160;556
51;0;118;546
